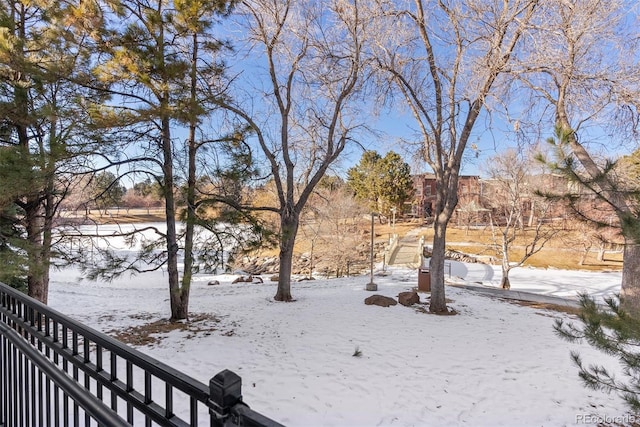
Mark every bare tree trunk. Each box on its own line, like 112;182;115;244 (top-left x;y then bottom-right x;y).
501;234;511;289
430;215;449;313
501;259;510;289
428;170;458;313
579;243;591;266
429;165;460;314
23;187;53;305
181;129;196;317
528;199;535;227
309;238;314;280
161;115;187;321
500;256;511;290
597;243;605;262
557;117;640;311
500;274;511;290
275;208;299;301
178;31;200;319
620;241;640;316
25;201;48;303
32;184;56;305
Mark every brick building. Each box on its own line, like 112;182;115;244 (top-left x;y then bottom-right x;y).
411;173;482;221
410;172;615;228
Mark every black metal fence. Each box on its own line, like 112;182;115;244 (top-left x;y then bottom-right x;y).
0;282;284;427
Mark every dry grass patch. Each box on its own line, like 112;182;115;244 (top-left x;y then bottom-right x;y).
249;217;410;259
91;208;166;224
108;313;227;347
502;299;582;316
60;208;166;225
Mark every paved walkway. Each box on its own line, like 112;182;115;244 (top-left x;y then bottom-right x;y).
447;282;582;309
387;228;422;268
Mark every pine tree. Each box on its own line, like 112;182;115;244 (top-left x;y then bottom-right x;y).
91;171;126;214
347;150;413;217
555;294;640;412
0;204;27;290
542;126;640;315
550;130;640;412
379;151;414;216
85;0;256;321
347;151;383;211
0;1;99;302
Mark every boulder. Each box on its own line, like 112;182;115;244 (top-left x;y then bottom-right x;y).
398;291;420;307
207;280;220;286
364;295;397;307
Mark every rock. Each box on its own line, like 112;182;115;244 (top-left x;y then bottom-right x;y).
232;275;253;284
207;280;220;286
398;291;420;306
252;276;263;284
364;295;397;307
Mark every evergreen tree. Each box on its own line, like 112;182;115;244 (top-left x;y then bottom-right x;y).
83;0;260;321
133;178;163;198
555;294;640;412
379;151;413;216
347;150;413;216
0;205;27;290
91;171;126;213
347;151;382;211
0;1;100;302
542;127;640;314
549;130;640;412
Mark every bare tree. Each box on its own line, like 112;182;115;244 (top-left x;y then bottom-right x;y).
222;0;367;301
370;0;540;313
516;0;640;313
483;149;559;289
561;218;620;266
305;179;366;278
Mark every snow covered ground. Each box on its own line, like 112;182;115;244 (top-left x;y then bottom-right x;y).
449;260;622;302
48;227;629;427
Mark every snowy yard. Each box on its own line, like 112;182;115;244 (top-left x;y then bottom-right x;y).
47;254;630;427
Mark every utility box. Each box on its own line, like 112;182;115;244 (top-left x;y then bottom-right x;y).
418;257;431;292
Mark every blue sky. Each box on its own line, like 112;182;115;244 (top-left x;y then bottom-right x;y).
352;106;515;178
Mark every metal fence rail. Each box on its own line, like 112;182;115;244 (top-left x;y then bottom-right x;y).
0;282;284;427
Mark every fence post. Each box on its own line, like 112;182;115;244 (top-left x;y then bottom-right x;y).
209;369;243;426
